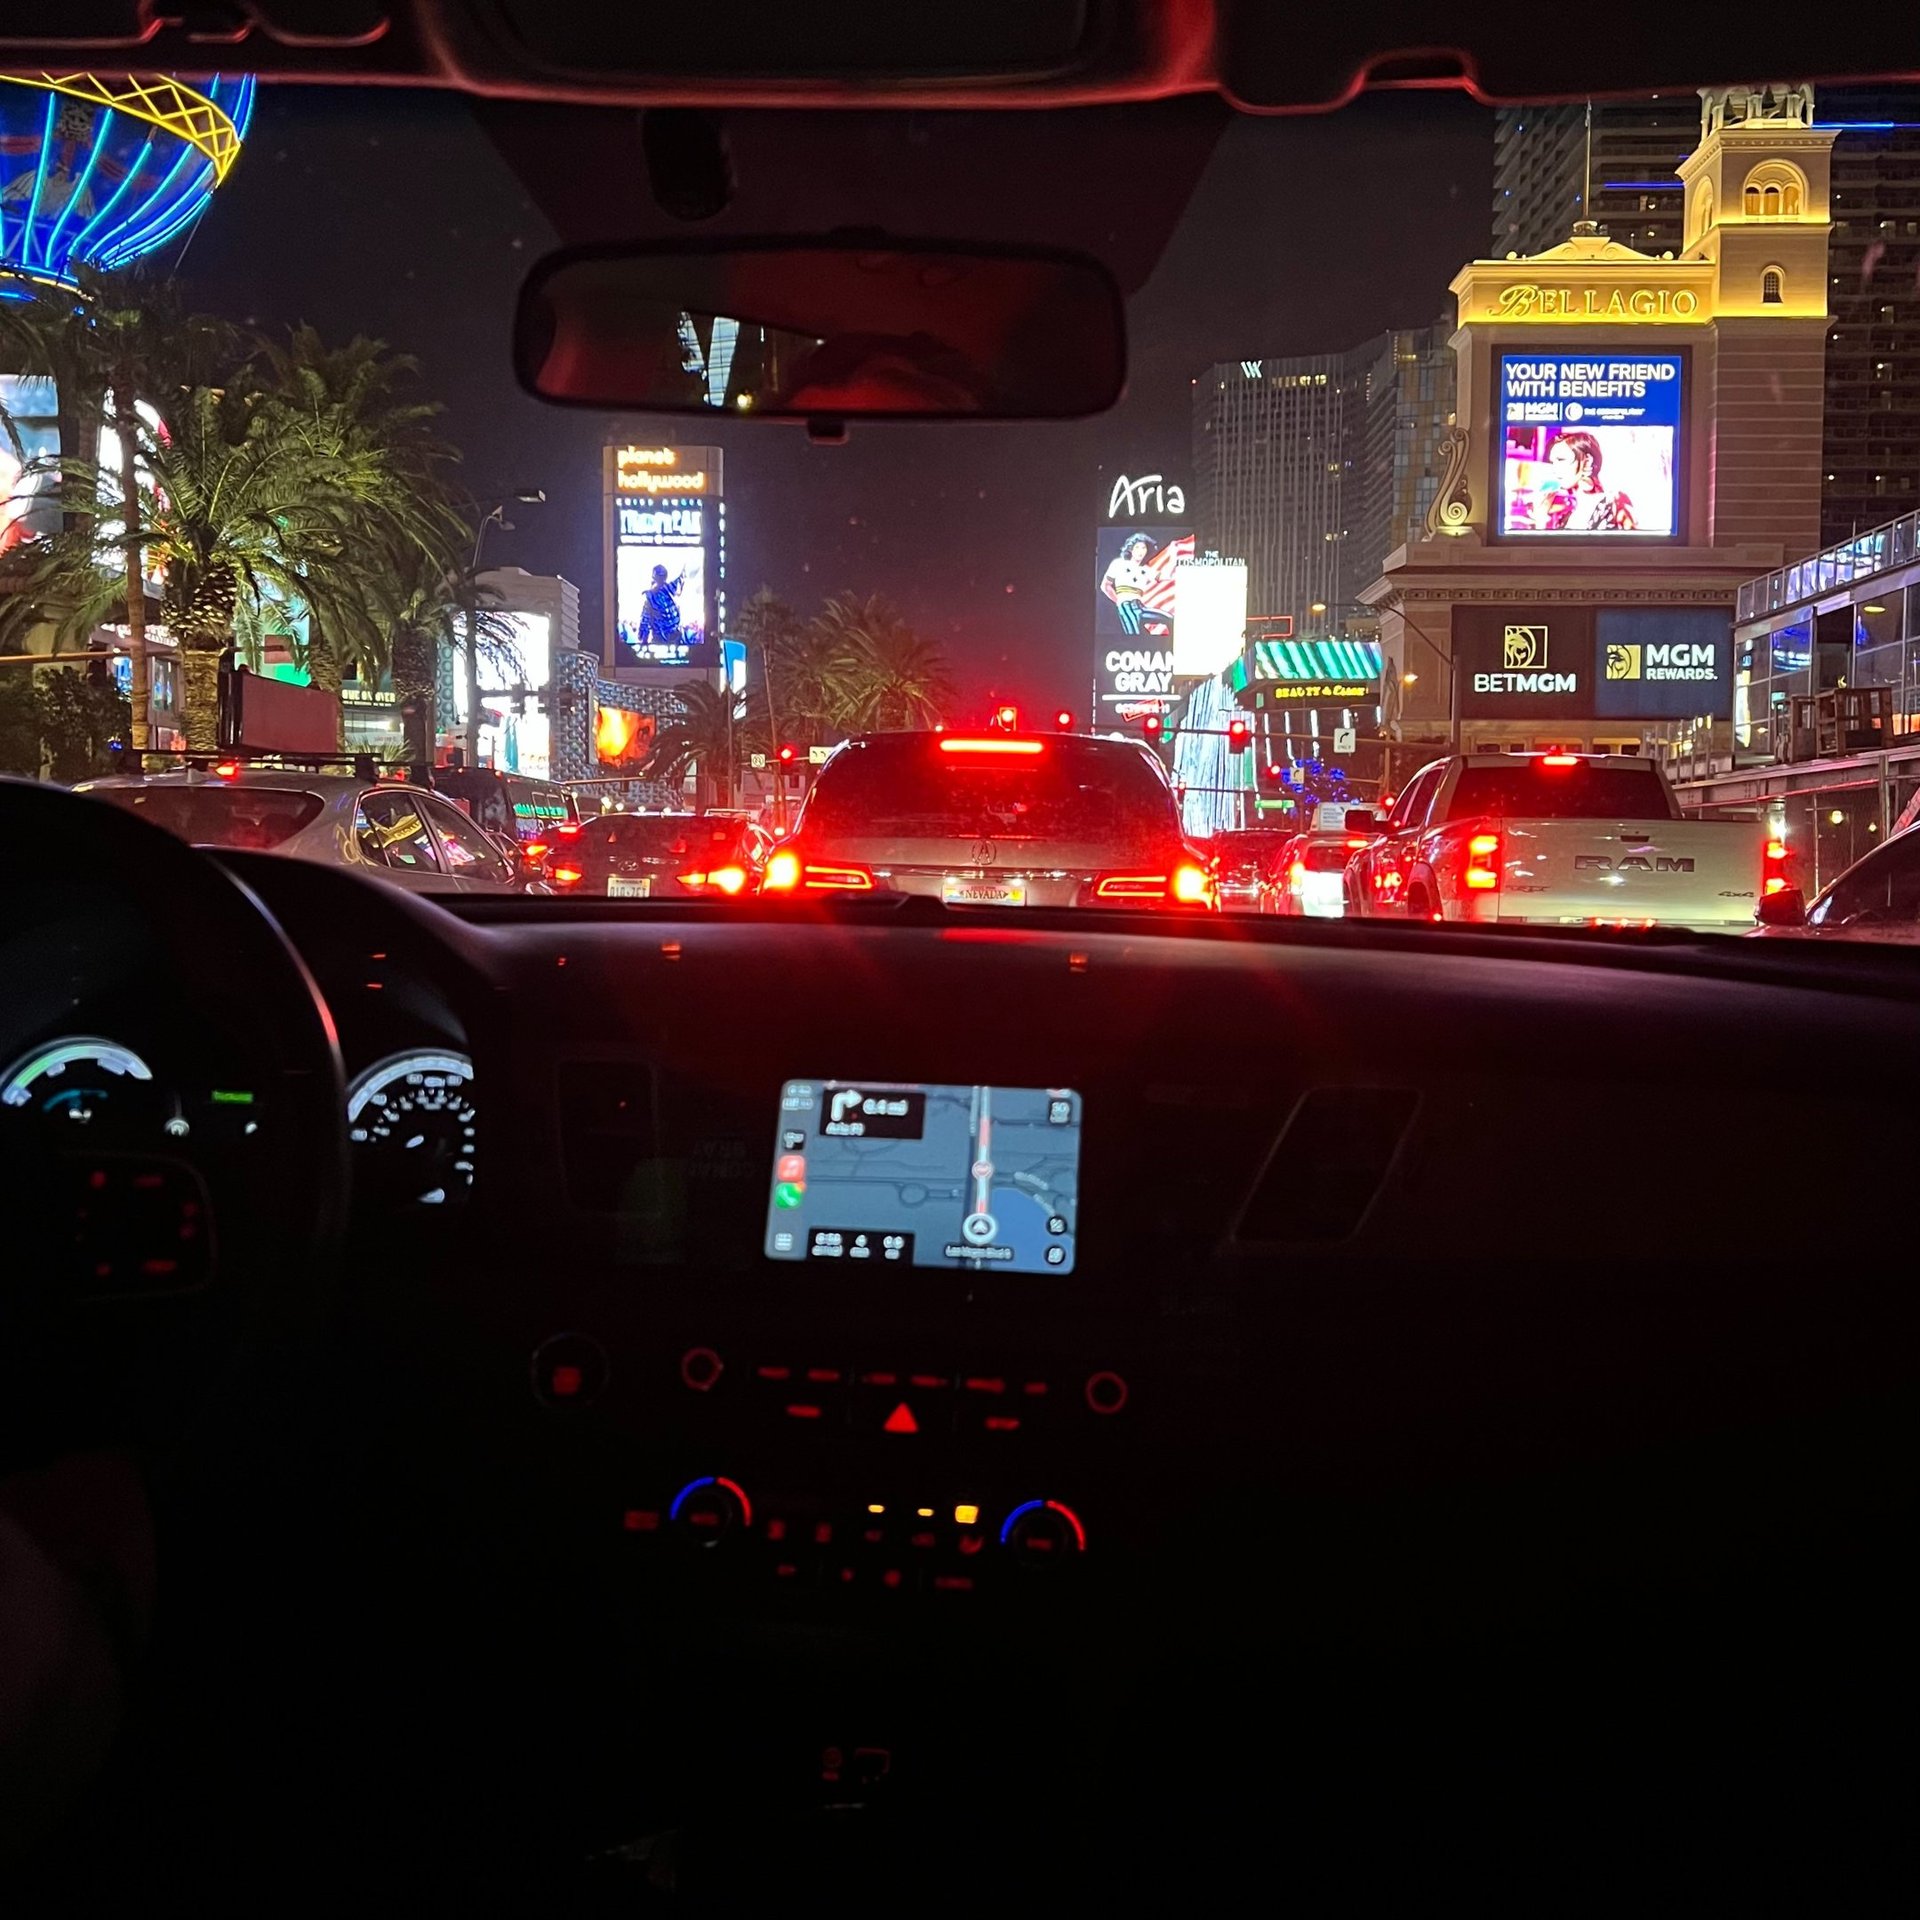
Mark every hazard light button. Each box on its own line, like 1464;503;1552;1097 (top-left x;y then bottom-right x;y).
882;1401;919;1435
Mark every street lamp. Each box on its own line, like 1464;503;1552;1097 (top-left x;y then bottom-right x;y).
462;487;545;767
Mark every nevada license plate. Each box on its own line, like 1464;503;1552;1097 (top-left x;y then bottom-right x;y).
942;875;1027;907
607;875;652;898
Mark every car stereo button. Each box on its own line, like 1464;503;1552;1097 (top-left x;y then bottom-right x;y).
532;1333;608;1408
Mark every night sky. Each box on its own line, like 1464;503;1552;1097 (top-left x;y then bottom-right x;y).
178;87;1493;718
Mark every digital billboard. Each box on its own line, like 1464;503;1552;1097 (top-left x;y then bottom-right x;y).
452;610;551;779
1454;605;1731;720
1095;524;1190;641
605;444;722;670
0;374;60;553
1172;555;1248;677
1497;354;1683;539
596;706;657;766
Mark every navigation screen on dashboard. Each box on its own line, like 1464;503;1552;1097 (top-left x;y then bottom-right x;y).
765;1080;1080;1273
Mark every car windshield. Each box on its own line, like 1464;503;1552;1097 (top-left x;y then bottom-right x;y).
594;816;742;856
0;75;1907;937
83;784;327;850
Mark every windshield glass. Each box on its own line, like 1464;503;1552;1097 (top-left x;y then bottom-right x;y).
1445;764;1675;822
3;78;1909;937
84;785;327;850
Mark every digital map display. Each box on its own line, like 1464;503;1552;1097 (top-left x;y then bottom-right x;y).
764;1080;1080;1273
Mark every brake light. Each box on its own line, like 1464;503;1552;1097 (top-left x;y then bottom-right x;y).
522;840;550;864
1092;873;1170;900
708;864;749;895
551;865;583;887
1540;753;1580;768
1170;862;1213;905
1092;867;1213;907
1465;830;1501;892
938;736;1045;756
761;849;872;892
212;760;239;779
801;861;875;891
1344;837;1369;849
1289;860;1307;888
555;821;583;838
1763;835;1790;896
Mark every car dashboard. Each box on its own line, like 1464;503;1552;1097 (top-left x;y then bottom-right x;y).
32;849;1910;1902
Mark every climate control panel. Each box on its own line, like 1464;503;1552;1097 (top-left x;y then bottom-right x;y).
618;1478;1088;1601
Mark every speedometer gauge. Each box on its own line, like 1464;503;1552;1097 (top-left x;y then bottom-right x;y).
345;1051;476;1208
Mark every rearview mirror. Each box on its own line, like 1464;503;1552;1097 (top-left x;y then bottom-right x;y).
1344;808;1384;836
515;238;1126;421
1755;886;1807;928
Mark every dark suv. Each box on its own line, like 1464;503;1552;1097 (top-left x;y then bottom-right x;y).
542;811;772;897
764;730;1213;908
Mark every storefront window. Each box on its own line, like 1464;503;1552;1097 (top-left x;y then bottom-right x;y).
1854;590;1902;650
1771;617;1813;677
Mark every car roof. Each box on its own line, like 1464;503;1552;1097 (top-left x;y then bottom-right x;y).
78;770;376;794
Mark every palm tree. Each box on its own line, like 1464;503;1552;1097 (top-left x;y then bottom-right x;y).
641;681;768;806
809;592;955;731
1;267;246;753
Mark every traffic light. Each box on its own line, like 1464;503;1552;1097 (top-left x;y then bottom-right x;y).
1054;709;1074;731
993;704;1019;731
777;743;798;766
1142;713;1163;745
1226;718;1251;755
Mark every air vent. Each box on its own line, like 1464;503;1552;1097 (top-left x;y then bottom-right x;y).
1232;1087;1419;1244
558;1063;660;1210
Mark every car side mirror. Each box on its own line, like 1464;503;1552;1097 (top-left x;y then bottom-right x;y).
1755;886;1807;928
1344;808;1383;835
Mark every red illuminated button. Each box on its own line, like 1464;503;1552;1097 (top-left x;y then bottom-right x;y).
531;1333;608;1408
882;1401;920;1435
1085;1371;1129;1416
680;1346;724;1392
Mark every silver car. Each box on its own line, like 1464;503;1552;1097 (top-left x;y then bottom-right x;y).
765;730;1214;910
75;767;527;895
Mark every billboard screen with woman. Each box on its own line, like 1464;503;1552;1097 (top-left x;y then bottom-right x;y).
1497;353;1683;539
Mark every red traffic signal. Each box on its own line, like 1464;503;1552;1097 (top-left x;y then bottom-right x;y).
776;743;798;765
993;704;1020;731
1054;709;1075;731
1226;719;1251;755
1142;713;1164;743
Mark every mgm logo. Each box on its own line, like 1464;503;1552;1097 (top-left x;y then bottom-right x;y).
1503;625;1548;670
1605;643;1642;680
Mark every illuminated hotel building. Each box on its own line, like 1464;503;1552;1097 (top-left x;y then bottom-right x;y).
1191;317;1453;634
1368;85;1838;761
1495;88;1920;548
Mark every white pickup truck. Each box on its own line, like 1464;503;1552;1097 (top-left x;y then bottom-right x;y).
1344;753;1777;932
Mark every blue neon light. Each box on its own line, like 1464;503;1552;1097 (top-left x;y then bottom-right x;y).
35;104;117;276
1;75;253;286
669;1476;717;1522
1599;181;1679;191
21;92;57;270
999;1499;1044;1545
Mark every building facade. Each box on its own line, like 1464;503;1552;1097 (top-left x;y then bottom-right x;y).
1191;316;1453;635
1371;86;1838;762
1495;87;1920;550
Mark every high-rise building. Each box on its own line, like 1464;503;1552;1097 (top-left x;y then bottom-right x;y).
1493;87;1920;548
1191;317;1454;632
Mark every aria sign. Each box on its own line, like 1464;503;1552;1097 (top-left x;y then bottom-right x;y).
1106;472;1186;520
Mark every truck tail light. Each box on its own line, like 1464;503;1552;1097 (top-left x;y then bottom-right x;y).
1764;836;1790;896
1465;831;1501;892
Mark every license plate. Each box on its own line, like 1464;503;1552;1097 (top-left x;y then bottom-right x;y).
607;875;652;898
942;875;1027;907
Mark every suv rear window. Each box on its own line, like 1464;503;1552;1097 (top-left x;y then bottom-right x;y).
1446;763;1672;822
88;785;327;850
594;816;742;857
1297;840;1355;873
1213;831;1291;874
802;738;1178;842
